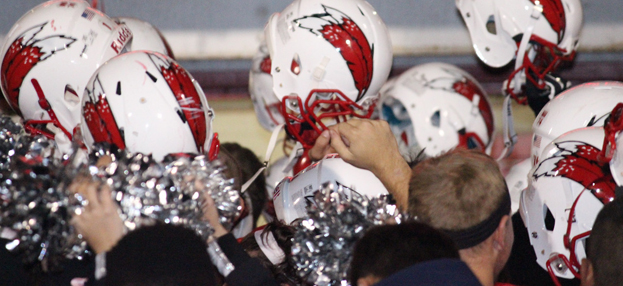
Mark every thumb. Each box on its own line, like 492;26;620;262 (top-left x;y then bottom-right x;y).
309;130;331;161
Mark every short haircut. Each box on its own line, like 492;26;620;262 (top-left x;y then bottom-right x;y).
221;142;267;226
587;196;623;286
239;221;301;285
103;223;216;286
349;221;459;283
408;149;508;232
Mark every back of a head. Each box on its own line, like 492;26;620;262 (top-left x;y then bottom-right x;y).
349;221;459;283
221;142;267;224
409;149;507;230
103;223;216;286
587;197;623;286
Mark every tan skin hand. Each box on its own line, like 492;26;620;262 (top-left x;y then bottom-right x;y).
201;192;228;238
69;179;125;254
309;119;411;210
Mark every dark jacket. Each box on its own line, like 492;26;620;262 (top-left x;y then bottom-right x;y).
374;258;482;286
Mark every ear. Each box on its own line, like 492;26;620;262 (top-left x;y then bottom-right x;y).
357;275;380;286
581;258;594;286
492;215;511;251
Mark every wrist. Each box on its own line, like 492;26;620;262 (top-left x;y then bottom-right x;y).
372;154;411;210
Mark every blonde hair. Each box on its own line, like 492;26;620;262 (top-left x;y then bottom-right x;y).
408;149;507;231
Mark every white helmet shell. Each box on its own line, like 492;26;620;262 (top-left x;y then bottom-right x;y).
264;0;392;148
521;127;616;280
113;17;174;58
273;154;388;224
248;41;283;131
378;62;494;158
504;158;531;214
80;51;218;161
531;81;623;166
456;0;583;68
0;0;132;145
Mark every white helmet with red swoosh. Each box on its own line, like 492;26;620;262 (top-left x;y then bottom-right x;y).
79;51;219;161
0;0;132;151
273;154;388;224
264;0;392;149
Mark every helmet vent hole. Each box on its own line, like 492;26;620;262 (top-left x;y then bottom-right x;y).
430;110;440;127
146;71;157;82
486;15;496;35
116;81;122;95
544;206;555;231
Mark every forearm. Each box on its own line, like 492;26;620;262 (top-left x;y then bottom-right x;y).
372;154;411;211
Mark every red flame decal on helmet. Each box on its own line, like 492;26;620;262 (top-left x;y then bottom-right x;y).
452;78;494;140
533;141;616;204
295;5;374;101
260;55;271;74
531;0;566;43
148;53;207;153
82;75;126;149
1;22;76;115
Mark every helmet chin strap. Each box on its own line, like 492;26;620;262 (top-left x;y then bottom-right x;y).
513;3;543;94
497;4;542;161
27;78;73;141
240;123;284;193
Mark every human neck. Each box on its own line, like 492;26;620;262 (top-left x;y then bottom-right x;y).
460;248;495;286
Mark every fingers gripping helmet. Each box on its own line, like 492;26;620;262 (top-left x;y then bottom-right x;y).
80;51;219;161
0;0;132;145
531;81;623;166
521;127;616;281
264;0;393;148
112;17;175;59
273;154;388;224
249;41;284;131
378;62;495;158
456;0;583;103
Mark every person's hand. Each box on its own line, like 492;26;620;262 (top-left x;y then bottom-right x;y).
201;193;228;238
70;179;125;254
309;130;336;161
328;119;411;210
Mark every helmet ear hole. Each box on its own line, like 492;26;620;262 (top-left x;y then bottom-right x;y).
64;84;79;104
544;205;555;231
430;110;441;128
486;15;496;35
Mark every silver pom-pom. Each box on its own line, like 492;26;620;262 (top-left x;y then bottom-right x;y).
73;147;243;241
0;143;88;271
291;183;406;286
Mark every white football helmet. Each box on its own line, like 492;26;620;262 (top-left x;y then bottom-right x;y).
273;154;389;224
79;51;219;161
456;0;583;103
0;0;132;147
264;0;393;148
521;127;616;281
249;41;283;131
504;158;532;214
378;62;495;158
531;81;623;166
113;17;174;59
262;155;294;222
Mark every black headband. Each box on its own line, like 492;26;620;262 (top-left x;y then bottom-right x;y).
442;191;511;249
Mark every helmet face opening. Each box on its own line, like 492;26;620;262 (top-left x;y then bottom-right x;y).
281;89;375;149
